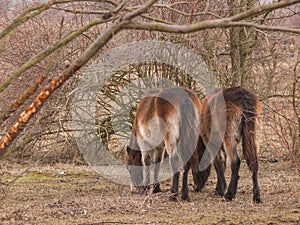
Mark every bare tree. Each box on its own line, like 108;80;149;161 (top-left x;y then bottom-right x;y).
0;0;299;163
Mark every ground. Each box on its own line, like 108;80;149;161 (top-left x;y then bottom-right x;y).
0;159;299;225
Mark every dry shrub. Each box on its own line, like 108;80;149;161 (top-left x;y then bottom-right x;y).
0;0;298;173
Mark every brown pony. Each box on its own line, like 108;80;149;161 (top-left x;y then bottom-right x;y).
199;87;262;203
126;87;207;201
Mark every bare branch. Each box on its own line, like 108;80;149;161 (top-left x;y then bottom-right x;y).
50;6;110;15
0;3;51;40
230;0;300;21
0;0;117;40
123;0;300;35
152;1;222;19
154;1;189;8
230;21;300;34
50;0;125;17
0;18;128;155
0;16;115;94
122;0;157;20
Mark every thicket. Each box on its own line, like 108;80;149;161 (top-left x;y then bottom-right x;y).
0;0;298;173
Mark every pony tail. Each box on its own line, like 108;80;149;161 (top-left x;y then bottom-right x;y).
179;98;199;168
241;103;259;172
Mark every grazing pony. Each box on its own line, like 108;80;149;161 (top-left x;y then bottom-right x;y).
199;87;262;203
126;87;206;201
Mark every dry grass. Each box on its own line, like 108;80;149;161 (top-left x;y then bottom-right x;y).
0;158;299;225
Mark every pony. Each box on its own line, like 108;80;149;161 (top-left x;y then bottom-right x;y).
126;87;208;201
199;87;262;203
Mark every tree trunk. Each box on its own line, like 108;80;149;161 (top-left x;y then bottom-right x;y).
228;0;258;88
228;0;242;87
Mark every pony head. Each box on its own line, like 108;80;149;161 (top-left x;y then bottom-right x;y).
126;146;143;193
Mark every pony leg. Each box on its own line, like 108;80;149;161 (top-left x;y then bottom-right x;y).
141;152;151;194
167;144;180;200
192;137;211;191
214;149;227;197
252;169;261;203
192;165;211;192
164;134;180;200
180;143;193;201
224;145;241;201
181;161;190;201
152;147;163;193
153;163;161;193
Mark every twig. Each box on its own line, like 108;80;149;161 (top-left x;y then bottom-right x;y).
122;0;157;21
51;7;110;15
261;101;298;125
0;16;115;95
154;2;223;19
0;0;114;40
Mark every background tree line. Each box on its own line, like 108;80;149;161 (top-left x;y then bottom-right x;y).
0;0;299;172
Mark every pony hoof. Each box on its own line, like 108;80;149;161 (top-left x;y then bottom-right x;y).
224;192;234;201
253;197;262;204
215;189;224;197
181;194;190;201
152;184;162;193
169;193;178;201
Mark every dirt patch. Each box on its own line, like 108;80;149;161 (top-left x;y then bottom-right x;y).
0;159;299;225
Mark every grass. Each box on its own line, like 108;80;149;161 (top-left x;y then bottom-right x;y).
0;159;299;225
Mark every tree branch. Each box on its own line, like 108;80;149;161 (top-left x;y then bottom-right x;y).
0;0;115;40
122;0;157;20
0;0;161;156
0;17;130;156
50;6;110;15
123;0;300;35
230;0;300;21
0;16;115;94
152;1;222;19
